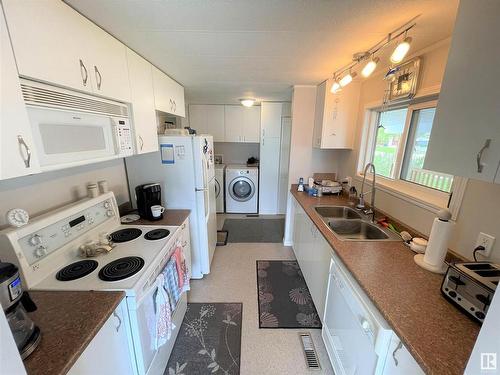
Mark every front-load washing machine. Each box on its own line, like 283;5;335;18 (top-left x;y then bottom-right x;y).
215;164;225;213
225;165;259;213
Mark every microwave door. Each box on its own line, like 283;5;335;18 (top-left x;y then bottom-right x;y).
28;107;117;168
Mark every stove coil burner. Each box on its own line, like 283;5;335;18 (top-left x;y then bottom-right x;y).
98;256;145;282
110;228;142;243
56;260;98;281
144;228;170;241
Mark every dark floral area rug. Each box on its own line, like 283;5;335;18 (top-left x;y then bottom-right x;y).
166;303;242;375
257;260;321;329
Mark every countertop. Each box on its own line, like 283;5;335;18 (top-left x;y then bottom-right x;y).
291;187;480;375
119;203;190;227
24;291;125;375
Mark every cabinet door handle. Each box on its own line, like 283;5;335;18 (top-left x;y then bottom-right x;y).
113;311;122;332
392;341;403;366
94;66;102;90
139;135;144;151
173;100;177;112
17;135;31;168
477;139;491;173
169;99;173;111
79;59;88;86
181;223;186;229
262;129;265;137
182;240;188;247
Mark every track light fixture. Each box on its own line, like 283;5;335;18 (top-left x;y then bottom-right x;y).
327;15;419;90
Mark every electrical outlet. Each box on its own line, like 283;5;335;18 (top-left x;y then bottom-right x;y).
475;232;496;257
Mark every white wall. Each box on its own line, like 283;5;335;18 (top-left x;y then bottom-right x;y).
0;159;129;228
339;39;500;261
213;142;260;165
287;85;342;186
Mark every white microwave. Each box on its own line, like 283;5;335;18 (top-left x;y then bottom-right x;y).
21;80;134;171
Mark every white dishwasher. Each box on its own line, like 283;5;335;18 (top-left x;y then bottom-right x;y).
322;258;393;375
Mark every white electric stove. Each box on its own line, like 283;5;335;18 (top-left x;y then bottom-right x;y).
0;192;188;375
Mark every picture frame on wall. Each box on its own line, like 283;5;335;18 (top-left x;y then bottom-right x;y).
387;57;421;103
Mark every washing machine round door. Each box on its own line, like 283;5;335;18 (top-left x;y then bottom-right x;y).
229;177;255;202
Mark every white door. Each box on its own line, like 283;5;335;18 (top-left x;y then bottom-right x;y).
424;0;500;182
152;66;185;117
87;25;130;102
3;0;95;94
224;106;244;142
189;105;225;142
126;48;158;154
278;117;292;214
0;10;40;180
69;301;134;375
243;106;261;142
382;337;424;375
261;103;283;138
259;137;281;214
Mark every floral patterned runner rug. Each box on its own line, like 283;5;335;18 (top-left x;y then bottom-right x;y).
166;303;242;375
257;260;322;329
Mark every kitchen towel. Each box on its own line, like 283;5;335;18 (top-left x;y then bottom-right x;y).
146;274;175;350
164;258;181;309
172;243;190;293
155;273;174;349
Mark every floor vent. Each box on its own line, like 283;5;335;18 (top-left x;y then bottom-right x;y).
246;214;259;217
299;332;321;371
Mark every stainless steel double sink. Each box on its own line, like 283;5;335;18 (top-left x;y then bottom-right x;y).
314;205;401;242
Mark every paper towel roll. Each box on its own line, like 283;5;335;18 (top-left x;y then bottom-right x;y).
423;217;454;267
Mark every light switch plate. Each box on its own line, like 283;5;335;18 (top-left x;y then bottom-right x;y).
475;232;495;257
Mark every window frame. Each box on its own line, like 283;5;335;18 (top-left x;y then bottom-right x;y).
357;98;467;220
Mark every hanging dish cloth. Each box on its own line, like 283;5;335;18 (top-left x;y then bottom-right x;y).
164;258;181;310
153;273;174;350
172;241;190;292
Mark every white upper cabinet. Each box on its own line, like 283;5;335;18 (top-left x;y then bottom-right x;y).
0;8;40;180
189;105;225;141
424;0;500;183
261;102;282;138
86;23;130;102
126;48;158;154
2;0;130;102
224;106;260;143
152;66;185;117
313;79;360;149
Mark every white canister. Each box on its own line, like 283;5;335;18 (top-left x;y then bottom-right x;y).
87;183;98;198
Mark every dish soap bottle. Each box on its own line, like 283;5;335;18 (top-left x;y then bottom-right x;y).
298;177;304;192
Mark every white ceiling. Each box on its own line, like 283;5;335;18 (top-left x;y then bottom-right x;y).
66;0;458;104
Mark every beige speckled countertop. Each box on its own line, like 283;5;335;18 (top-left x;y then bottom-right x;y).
25;291;125;375
291;188;479;375
119;202;190;227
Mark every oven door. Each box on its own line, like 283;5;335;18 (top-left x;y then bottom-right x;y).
127;246;187;375
27;106;120;170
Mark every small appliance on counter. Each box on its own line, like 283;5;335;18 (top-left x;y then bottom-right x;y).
0;262;41;359
313;180;342;195
441;261;499;323
135;183;163;221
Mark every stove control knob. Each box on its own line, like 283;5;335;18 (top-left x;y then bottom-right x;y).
104;201;111;209
475;311;486;320
29;234;42;246
34;246;47;258
106;210;114;217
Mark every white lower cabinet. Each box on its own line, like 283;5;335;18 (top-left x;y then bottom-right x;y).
291;196;423;374
291;201;330;320
382;337;424;375
68;300;135;375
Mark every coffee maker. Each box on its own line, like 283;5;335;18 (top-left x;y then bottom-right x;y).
0;262;41;359
136;183;162;221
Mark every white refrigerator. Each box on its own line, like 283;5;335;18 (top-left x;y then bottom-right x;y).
125;135;217;279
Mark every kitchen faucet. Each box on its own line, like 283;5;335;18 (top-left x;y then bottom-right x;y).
357;163;376;223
